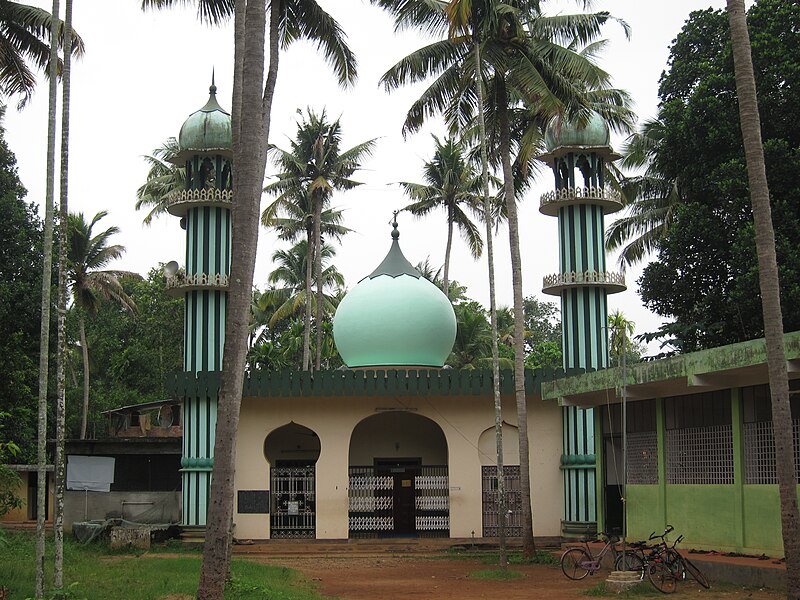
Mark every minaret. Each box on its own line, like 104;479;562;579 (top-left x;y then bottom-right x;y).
538;112;626;536
165;79;232;532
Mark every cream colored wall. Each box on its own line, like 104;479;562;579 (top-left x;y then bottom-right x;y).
233;392;563;540
528;398;564;537
0;471;54;523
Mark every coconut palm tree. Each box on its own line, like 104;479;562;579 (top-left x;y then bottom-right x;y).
726;0;800;593
605;118;682;269
265;108;374;371
135;137;185;226
140;4;358;595
67;211;139;440
415;258;469;303
266;239;345;328
53;0;74;584
400;135;483;298
447;301;514;370
0;0;84;109
608;310;634;362
379;0;631;558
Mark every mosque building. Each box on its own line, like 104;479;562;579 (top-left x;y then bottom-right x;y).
159;83;800;554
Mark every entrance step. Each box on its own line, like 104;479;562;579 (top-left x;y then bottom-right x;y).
180;525;206;545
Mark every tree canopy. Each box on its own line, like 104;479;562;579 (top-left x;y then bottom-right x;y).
635;0;800;352
0;109;42;463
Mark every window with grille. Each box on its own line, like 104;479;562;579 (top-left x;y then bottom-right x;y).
601;400;658;484
743;381;800;484
665;391;733;484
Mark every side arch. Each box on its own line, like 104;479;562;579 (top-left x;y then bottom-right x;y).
478;422;523;538
264;422;320;539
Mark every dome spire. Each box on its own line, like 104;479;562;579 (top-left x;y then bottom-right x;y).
366;211;420;279
199;70;227;114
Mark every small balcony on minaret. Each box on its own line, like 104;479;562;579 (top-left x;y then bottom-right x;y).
165;270;230;297
539;186;623;217
542;270;626;296
165;188;233;217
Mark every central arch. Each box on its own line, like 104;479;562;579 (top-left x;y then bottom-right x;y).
348;411;449;538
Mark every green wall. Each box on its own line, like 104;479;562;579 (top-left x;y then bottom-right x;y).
625;478;800;556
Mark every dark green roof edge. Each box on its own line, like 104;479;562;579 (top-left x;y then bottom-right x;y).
166;367;586;399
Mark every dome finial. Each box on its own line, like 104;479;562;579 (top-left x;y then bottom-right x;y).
391;210;400;240
210;68;217;94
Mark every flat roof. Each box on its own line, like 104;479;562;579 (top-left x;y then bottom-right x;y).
541;331;800;408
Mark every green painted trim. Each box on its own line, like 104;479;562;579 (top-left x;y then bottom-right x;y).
731;387;745;549
656;398;667;526
594;407;605;534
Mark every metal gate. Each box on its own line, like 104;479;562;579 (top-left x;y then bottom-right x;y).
481;465;522;537
270;464;315;539
348;465;449;538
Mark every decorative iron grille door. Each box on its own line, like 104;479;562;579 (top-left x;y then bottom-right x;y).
270;464;315;539
348;465;449;538
414;466;449;537
481;465;522;537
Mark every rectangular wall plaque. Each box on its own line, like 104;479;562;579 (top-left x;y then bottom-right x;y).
237;490;270;514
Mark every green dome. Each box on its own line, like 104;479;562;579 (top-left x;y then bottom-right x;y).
333;223;456;368
544;111;610;151
178;83;231;153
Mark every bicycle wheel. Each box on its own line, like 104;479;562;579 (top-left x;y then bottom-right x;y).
614;551;645;580
663;549;685;581
682;556;710;589
648;562;677;594
561;547;592;580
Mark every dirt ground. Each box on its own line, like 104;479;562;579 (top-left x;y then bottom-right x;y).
255;555;785;600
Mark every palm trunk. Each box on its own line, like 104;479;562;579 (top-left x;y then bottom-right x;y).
314;193;323;370
726;2;800;595
79;316;89;440
442;205;453;298
497;79;535;557
475;38;506;569
36;2;60;593
54;0;73;586
302;224;313;371
198;0;274;597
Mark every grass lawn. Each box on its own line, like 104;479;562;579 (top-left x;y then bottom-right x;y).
0;532;330;600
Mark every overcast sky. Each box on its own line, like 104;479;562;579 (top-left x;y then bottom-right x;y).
4;0;750;353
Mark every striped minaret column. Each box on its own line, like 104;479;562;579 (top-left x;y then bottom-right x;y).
165;82;232;531
538;115;625;536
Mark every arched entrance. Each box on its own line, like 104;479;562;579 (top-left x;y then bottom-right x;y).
264;422;320;539
348;411;448;538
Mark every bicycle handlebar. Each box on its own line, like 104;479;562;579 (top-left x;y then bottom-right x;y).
648;525;675;541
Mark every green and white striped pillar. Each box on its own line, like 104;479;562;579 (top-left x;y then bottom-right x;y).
181;199;230;526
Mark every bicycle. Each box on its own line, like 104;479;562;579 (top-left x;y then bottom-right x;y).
617;526;712;593
560;532;625;580
661;534;711;589
615;527;679;594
